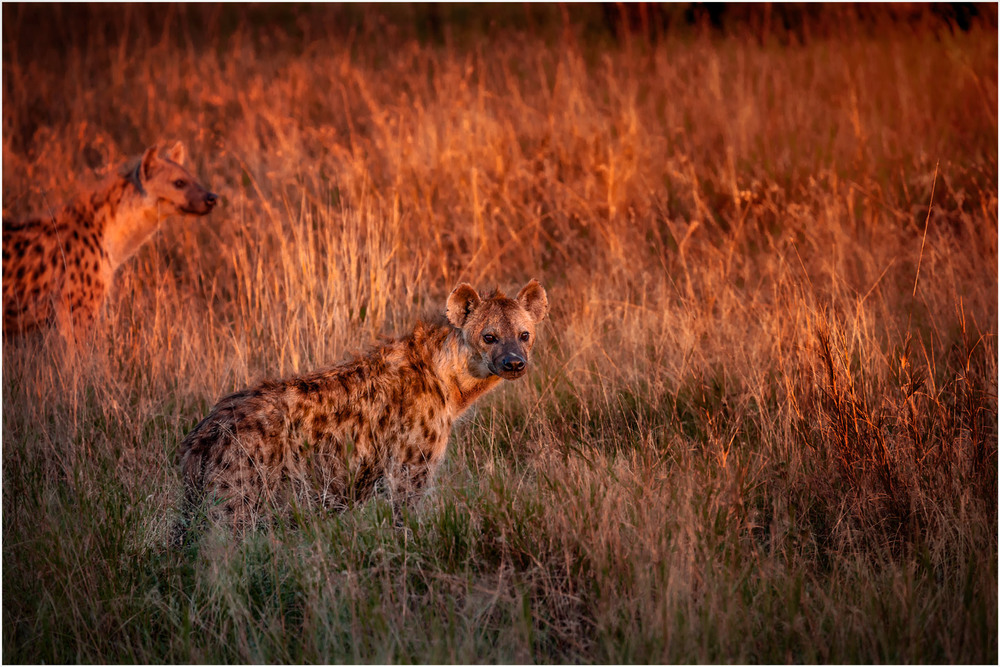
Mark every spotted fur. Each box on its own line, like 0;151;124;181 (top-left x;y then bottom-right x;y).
2;141;218;343
176;279;549;538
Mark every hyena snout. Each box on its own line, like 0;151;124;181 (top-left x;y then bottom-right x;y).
183;189;219;215
501;354;524;373
493;345;528;379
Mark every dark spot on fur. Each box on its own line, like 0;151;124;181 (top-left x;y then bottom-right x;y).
333;407;352;425
295;377;323;395
237;421;262;440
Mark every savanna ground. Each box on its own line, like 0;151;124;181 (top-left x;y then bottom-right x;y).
2;4;997;663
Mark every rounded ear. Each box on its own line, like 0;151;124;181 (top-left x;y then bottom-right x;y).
516;279;548;323
166;141;186;165
446;283;481;329
140;146;160;181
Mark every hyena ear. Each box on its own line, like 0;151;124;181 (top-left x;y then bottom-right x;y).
446;283;482;329
517;279;549;323
140;145;161;181
166;141;186;165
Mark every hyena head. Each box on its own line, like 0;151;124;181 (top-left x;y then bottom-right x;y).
136;141;218;215
446;279;549;380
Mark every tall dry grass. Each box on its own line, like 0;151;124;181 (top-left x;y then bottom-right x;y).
3;5;997;663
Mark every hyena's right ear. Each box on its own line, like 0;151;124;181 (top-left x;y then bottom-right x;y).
165;141;186;165
446;283;481;329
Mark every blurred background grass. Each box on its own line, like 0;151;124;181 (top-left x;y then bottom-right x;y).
3;3;997;663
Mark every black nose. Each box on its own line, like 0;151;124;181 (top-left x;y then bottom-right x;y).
501;355;525;372
205;192;218;207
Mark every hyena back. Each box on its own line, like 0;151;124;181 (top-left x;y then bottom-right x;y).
176;280;549;539
2;141;217;343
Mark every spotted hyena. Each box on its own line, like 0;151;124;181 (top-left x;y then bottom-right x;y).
176;279;549;539
2;141;218;344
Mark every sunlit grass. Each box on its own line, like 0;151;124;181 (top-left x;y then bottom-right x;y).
3;5;997;663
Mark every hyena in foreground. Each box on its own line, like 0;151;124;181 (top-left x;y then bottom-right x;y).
2;142;218;343
176;280;548;540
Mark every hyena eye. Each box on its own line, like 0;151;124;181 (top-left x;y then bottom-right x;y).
519;331;530;342
482;333;497;344
173;179;187;189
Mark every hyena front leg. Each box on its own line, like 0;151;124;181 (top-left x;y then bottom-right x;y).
54;280;106;347
52;299;92;358
386;457;440;527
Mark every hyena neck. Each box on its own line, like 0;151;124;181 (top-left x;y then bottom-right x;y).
98;175;167;271
428;324;503;417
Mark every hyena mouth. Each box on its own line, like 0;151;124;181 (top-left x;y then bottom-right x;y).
180;203;215;215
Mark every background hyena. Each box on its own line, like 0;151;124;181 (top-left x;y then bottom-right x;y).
176;279;548;539
2;141;218;344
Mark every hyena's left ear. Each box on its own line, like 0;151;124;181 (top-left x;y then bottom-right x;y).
517;279;548;323
140;145;161;181
165;141;186;165
447;283;482;329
